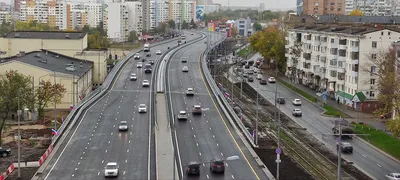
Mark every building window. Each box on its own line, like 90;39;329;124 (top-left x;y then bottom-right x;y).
370;79;375;84
369;91;375;97
371;54;377;59
388;31;391;35
331;38;334;43
372;41;377;48
370;66;377;73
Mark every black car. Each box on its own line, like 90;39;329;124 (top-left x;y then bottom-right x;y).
337;142;353;153
149;60;154;65
248;60;254;66
276;97;285;104
245;65;250;69
187;161;200;175
146;53;151;57
142;58;146;62
248;77;254;82
260;79;267;85
210;159;225;173
0;147;11;157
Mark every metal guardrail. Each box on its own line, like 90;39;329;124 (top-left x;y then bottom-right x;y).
200;34;257;147
51;37;183;145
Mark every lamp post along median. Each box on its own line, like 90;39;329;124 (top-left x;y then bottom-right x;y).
17;96;21;178
53;71;57;144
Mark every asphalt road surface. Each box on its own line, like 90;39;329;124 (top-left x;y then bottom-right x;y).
41;32;202;180
166;34;269;180
233;55;400;180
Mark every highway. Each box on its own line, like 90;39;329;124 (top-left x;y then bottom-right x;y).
166;34;269;180
40;32;202;180
233;54;400;179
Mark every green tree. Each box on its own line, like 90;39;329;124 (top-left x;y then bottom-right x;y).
168;20;176;29
155;22;168;34
253;22;262;31
128;31;137;42
249;26;285;71
82;25;91;34
182;20;189;29
36;80;66;120
230;27;238;37
190;19;197;29
0;20;11;35
349;9;364;16
88;30;109;49
15;21;58;31
0;70;33;145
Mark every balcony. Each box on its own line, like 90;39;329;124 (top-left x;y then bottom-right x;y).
328;54;338;59
303;53;311;61
350;46;359;52
339;44;347;50
350;71;358;77
330;43;338;49
337;67;345;73
285;44;290;49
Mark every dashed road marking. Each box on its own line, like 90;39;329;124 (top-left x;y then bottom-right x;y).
232;175;235;179
127;149;130;153
196;143;199;146
105;150;108;153
213;135;215;138
199;152;202;156
125;159;128;163
194;135;196;138
72;174;74;177
361;154;366;158
98;172;100;175
206;174;209;178
221;152;223;156
377;164;382;168
108;141;111;144
123;171;126;175
191;127;194;130
129;140;131;143
75;168;78;171
111;132;114;135
102;160;104;163
216;143;219;147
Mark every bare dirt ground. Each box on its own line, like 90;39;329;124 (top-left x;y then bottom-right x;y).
0;110;70;179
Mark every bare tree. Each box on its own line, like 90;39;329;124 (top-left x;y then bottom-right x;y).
288;41;302;83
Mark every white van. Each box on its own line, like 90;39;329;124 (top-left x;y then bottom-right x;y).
256;74;263;80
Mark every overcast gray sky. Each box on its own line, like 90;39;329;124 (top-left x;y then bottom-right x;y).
213;0;296;9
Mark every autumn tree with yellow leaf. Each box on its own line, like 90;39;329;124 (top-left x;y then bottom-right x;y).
349;9;364;16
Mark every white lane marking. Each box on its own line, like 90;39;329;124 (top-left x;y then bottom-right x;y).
203;114;206;116
98;172;100;175
206;120;209;123
91;134;94;137
209;127;212;130
108;141;111;144
225;163;228;167
115;117;118;121
93;130;95;133
85;147;87;149
125;159;128;163
232;175;235;179
184;101;187;104
117;112;119;114
199;152;202;156
217;143;219;147
221;152;223;156
118;106;121;108
105;150;107;153
129;140;131;144
102;160;104;163
75;168;78;171
203;164;205;166
72;174;74;177
377;164;382;168
111;132;113;135
78;162;80;165
193;135;196;138
87;142;90;145
83;152;85;154
191;127;194;130
130;132;133;135
213;135;215;138
196;143;199;146
361;154;366;157
80;157;83;159
123;171;126;175
113;125;116;127
206;174;209;178
89;138;91;141
127;149;130;153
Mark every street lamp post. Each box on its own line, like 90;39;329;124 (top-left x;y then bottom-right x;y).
17;95;21;178
255;81;259;146
53;71;57;144
271;59;282;179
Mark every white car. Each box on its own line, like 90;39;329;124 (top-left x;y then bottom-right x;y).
156;50;162;55
253;68;259;73
129;73;137;81
268;77;276;83
182;66;189;72
256;74;262;80
292;109;302;117
177;111;188;120
138;104;147;113
386;173;400;180
118;121;128;131
142;80;150;87
104;162;119;177
137;62;143;68
292;99;302;106
133;53;140;60
186;88;194;96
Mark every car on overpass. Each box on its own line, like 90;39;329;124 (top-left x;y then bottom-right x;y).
337;142;353;154
292;109;302;117
149;60;154;65
186;161;200;176
268;77;276;83
181;57;188;63
138;104;147;113
182;66;189;72
118;121;128;131
210;159;225;173
186;88;194;96
104;162;119;177
129;73;137;81
292;99;302;106
192;105;202;115
137;62;143;68
177;111;188;120
142;80;150;87
156;50;162;55
134;53;140;60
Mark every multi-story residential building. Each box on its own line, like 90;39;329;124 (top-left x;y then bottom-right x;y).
0;11;11;24
235;17;252;36
149;0;195;30
19;0;71;30
70;9;87;30
345;0;400;16
69;3;103;28
104;2;142;42
302;0;345;15
285;25;400;112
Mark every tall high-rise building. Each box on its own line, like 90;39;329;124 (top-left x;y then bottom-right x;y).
149;0;195;30
142;0;150;31
302;0;345;15
259;3;265;12
19;0;71;30
14;0;21;12
69;3;103;28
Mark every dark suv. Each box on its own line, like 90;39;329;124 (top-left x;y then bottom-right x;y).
186;161;200;175
337;142;353;153
210;159;225;173
276;97;285;104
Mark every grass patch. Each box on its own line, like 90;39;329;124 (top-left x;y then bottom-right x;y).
323;105;344;117
237;47;252;58
353;124;400;160
107;59;119;64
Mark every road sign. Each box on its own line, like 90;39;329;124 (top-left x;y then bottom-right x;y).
275;148;281;155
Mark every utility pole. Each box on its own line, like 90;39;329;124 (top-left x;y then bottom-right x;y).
53;71;57;144
337;121;342;180
255;82;259;146
17;95;21;178
273;60;281;179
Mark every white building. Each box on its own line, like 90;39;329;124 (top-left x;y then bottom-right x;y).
285;26;400;106
69;2;103;28
149;0;195;30
0;11;11;24
19;0;70;30
104;2;142;42
235;17;252;36
345;0;399;16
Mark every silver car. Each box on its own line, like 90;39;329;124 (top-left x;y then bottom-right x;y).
186;88;194;96
182;66;189;72
118;121;128;131
129;73;137;81
177;111;188;120
138;104;147;113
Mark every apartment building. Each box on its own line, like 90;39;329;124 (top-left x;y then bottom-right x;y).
19;0;71;30
345;0;399;16
70;9;87;30
149;0;195;30
69;3;103;28
235;17;252;37
104;2;142;42
285;26;400;111
0;11;11;24
302;0;345;15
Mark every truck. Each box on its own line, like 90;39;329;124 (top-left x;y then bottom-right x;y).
332;120;354;139
144;43;150;52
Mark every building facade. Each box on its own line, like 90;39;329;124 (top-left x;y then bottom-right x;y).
69;2;103;29
235;17;252;37
302;0;345;15
0;50;93;109
0;11;11;24
19;0;71;30
104;2;142;42
285;26;400;111
345;0;399;16
148;0;195;31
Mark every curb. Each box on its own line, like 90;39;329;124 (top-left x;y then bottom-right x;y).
355;136;400;164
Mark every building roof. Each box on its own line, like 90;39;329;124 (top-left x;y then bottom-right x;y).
3;31;86;40
1;50;93;77
290;25;400;35
316;15;400;25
